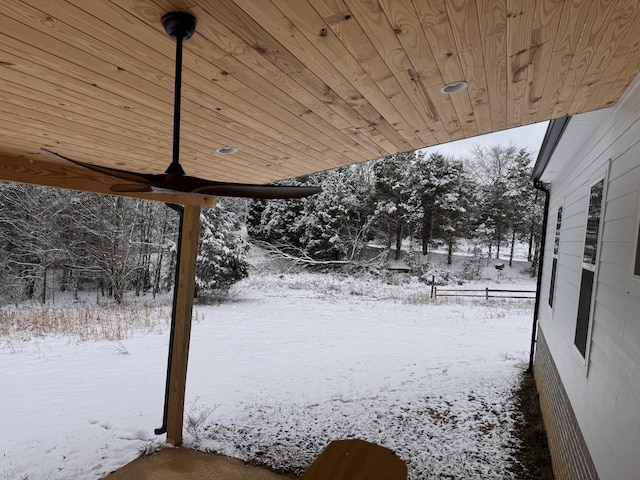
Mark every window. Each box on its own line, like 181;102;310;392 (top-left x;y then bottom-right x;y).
583;181;604;265
575;179;604;358
549;206;563;307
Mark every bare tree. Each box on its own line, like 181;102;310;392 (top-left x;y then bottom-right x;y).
467;144;535;260
0;183;71;303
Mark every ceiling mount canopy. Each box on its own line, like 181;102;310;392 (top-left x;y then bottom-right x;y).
161;11;197;41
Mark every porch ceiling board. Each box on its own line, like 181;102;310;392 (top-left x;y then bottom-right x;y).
0;0;639;195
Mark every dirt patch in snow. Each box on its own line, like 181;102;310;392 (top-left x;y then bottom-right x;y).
509;371;554;479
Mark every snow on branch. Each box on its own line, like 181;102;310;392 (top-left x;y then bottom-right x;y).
252;240;352;267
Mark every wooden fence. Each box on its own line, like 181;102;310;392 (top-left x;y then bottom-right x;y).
432;286;536;301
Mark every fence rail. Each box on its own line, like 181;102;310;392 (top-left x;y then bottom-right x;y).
432;286;536;301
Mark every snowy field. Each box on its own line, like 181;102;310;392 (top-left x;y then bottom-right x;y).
1;270;535;479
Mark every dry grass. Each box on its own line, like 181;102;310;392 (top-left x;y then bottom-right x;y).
242;272;536;310
241;271;436;303
0;301;174;351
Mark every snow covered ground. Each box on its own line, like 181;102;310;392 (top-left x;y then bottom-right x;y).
1;271;535;479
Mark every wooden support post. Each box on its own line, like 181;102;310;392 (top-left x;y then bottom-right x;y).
166;204;201;445
485;287;489;301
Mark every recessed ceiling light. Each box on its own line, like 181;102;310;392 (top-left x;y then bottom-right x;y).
440;81;469;94
216;146;238;154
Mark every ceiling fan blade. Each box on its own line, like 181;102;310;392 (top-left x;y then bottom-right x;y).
42;148;155;186
193;183;321;199
110;184;155;193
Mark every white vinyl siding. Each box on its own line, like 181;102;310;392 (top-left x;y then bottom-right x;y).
537;72;640;479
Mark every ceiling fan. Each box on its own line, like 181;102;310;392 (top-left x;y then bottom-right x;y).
42;12;321;200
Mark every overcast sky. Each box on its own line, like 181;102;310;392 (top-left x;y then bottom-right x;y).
421;121;549;160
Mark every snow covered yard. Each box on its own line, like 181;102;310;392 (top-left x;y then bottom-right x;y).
1;272;534;479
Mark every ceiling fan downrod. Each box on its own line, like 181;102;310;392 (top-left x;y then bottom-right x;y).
42;11;320;200
161;12;197;175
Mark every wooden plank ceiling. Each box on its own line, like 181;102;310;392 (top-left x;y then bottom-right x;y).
1;0;639;204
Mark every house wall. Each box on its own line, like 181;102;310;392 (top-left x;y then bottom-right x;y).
534;330;598;479
536;74;640;480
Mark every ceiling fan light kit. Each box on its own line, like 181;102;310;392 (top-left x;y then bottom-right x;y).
440;81;469;94
42;12;320;200
216;146;239;154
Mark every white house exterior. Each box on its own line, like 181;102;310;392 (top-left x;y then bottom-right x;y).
532;73;640;480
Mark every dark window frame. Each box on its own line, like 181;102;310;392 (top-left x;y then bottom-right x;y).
549;206;563;308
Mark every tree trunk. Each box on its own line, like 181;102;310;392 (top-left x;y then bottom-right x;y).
395;223;402;261
153;249;164;299
447;238;454;266
531;236;540;277
153;207;170;298
421;209;432;255
140;203;153;293
41;267;47;304
495;220;503;259
421;199;436;255
25;277;35;299
113;276;124;304
61;267;69;292
167;250;177;293
509;229;516;267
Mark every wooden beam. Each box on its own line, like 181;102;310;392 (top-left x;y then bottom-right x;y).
166;204;203;446
0;153;217;208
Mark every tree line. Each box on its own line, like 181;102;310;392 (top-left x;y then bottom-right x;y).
248;144;543;270
0;143;543;305
0;185;249;305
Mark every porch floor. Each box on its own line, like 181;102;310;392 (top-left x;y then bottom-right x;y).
103;447;296;480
